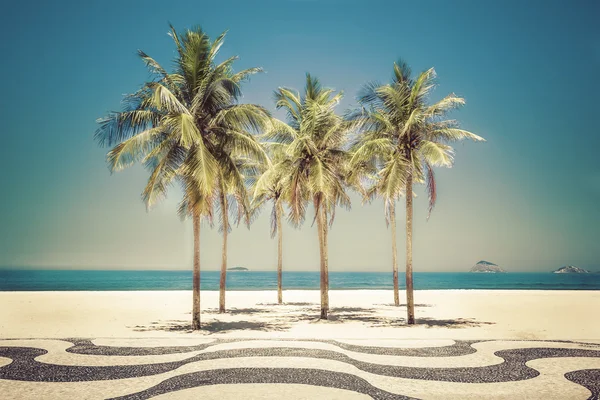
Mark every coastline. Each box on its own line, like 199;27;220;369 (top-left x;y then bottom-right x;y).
1;289;598;340
2;270;599;291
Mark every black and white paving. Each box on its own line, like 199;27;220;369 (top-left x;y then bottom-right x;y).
0;338;599;399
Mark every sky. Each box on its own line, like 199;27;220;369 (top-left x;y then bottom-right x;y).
0;0;598;273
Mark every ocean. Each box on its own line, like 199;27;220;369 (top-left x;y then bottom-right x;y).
1;270;599;291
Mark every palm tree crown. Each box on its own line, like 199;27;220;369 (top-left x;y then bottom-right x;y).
265;74;353;318
96;25;269;210
252;140;291;304
271;74;352;223
352;61;484;210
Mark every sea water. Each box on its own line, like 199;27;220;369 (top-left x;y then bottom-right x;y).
1;270;599;291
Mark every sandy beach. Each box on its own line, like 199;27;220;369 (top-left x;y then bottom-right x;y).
1;289;598;340
2;290;599;399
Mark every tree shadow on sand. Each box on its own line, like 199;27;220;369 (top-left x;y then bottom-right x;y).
285;307;383;324
257;302;316;306
202;308;277;316
295;308;493;328
416;318;495;328
131;319;290;334
130;307;494;333
369;317;495;329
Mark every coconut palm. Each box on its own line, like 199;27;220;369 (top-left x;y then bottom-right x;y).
269;74;352;319
214;153;268;313
252;140;292;304
252;164;286;304
95;25;269;328
351;61;484;324
348;145;407;307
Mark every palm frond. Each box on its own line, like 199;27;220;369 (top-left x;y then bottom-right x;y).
426;94;465;118
142;144;185;208
208;30;228;64
429;127;485;143
106;127;165;171
419;140;454;167
232;67;264;83
95;109;160;147
425;162;437;220
149;82;189;115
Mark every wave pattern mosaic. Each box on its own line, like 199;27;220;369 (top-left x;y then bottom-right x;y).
0;338;599;399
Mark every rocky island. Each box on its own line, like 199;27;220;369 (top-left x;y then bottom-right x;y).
227;267;249;271
470;260;506;273
553;266;589;274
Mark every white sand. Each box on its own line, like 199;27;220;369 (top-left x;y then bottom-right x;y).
0;290;598;340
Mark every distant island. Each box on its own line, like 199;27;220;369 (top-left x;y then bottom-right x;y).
470;260;506;273
553;266;589;274
227;267;249;271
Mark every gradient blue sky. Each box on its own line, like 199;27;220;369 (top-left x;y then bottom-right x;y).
1;0;598;272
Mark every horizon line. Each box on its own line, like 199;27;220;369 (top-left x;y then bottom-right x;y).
0;267;585;273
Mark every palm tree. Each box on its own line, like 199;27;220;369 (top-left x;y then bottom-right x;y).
348;145;407;307
269;74;352;319
215;154;267;313
351;61;484;323
252;142;291;304
95;25;269;329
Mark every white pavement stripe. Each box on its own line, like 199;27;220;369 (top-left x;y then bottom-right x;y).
0;375;169;400
150;383;372;399
91;338;215;348
335;339;455;348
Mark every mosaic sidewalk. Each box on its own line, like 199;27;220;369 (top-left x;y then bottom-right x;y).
0;338;599;399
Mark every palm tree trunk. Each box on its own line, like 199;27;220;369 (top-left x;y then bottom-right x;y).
192;212;201;330
390;201;400;306
405;171;415;324
219;191;228;314
314;197;328;319
276;202;283;304
323;209;329;294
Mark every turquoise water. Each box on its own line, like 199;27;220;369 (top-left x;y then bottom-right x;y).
1;270;599;291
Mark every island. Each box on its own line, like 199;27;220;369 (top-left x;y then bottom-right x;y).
470;260;506;273
553;266;589;274
227;267;249;271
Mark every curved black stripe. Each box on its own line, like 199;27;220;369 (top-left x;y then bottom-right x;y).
66;339;219;356
62;338;600;359
107;368;417;400
64;338;478;358
0;347;192;382
564;369;600;400
328;339;480;357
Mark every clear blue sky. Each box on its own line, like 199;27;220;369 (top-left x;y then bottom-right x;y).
0;0;598;272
